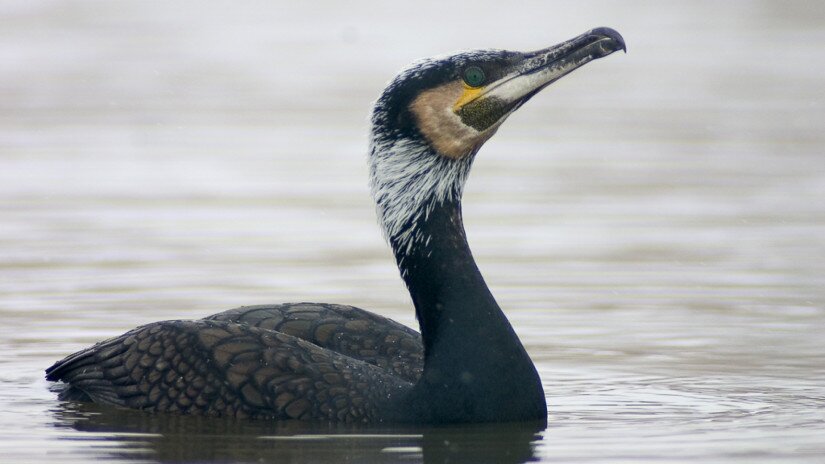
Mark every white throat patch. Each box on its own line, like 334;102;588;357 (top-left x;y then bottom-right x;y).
368;135;473;257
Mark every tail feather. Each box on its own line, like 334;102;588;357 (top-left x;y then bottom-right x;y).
46;331;138;407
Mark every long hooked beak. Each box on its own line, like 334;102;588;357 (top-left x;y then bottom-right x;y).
457;27;626;130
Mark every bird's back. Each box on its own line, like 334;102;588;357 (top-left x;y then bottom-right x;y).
46;303;423;422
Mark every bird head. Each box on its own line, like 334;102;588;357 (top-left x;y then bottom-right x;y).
369;27;625;253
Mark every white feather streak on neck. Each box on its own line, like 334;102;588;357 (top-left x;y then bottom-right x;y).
368;135;473;258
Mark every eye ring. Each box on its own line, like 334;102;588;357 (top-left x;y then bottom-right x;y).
463;66;486;88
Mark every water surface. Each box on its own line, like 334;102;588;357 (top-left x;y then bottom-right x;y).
1;1;824;463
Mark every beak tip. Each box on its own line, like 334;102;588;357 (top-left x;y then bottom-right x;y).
590;26;626;53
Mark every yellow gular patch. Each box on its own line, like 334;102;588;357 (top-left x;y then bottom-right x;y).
452;85;485;112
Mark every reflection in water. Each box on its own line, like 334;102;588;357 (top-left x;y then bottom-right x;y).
420;422;541;464
52;401;543;464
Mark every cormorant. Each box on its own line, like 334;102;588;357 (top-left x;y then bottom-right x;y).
46;27;625;424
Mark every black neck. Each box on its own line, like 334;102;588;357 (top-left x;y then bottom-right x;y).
390;196;546;423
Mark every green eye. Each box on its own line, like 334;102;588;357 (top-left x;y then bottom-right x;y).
463;66;486;87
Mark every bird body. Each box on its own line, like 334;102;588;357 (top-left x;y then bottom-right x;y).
47;303;421;422
47;27;626;424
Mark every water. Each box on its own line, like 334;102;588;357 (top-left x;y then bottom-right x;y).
1;1;824;462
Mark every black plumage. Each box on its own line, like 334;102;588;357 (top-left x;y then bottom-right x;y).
47;304;419;421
